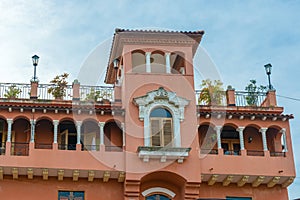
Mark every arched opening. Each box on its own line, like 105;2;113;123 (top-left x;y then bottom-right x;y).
150;108;173;147
12;118;30;156
35;119;53;149
132;50;146;73
151;51;165;73
221;125;240;155
244;126;264;156
58;120;77;150
170;51;185;74
198;124;218;154
81;119;100;151
104;121;123;152
146;194;171;200
267;127;285;157
0;118;7;155
141;171;185;200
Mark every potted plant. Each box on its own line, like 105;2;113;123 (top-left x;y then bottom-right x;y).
48;73;69;100
85;88;101;102
4;85;21;99
198;79;224;105
99;90;112;104
245;80;267;106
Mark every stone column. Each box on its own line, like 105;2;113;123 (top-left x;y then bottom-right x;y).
30;119;36;143
121;122;125;146
280;128;288;152
145;52;151;73
237;127;245;150
215;126;222;149
165;52;171;73
6;119;13;142
260;128;268;151
76;121;82;144
99;122;105;145
53;120;59;144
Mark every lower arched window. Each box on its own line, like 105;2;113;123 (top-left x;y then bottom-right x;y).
150;108;173;147
146;194;170;200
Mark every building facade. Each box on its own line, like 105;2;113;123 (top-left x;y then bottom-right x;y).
0;29;296;200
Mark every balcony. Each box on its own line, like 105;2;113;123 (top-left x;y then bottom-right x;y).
195;89;280;110
0;82;114;102
137;146;191;163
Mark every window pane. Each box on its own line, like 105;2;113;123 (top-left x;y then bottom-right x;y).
150;108;172;118
151;119;161;146
146;194;170;200
163;119;172;146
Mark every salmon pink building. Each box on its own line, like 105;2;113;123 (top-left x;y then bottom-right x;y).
0;29;296;200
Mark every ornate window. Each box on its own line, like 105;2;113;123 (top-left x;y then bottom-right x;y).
58;191;84;200
133;87;189;147
146;194;171;200
150;108;173;147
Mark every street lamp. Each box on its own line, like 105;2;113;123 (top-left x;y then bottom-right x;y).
32;55;39;82
264;63;273;90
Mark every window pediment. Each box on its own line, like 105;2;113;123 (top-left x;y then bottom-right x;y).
133;87;189;121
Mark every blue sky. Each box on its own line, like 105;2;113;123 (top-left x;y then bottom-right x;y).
0;0;299;198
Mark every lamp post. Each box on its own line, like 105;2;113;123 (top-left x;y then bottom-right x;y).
32;55;39;82
113;58;119;84
264;63;273;90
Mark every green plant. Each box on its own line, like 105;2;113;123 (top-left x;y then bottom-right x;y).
198;79;224;105
48;73;69;99
245;80;267;106
85;88;101;102
4;85;21;98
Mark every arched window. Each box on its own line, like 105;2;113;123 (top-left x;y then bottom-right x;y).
150;108;173;147
146;194;170;200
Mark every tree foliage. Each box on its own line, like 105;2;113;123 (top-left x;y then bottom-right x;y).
245;79;267;106
199;79;224;105
48;73;69;99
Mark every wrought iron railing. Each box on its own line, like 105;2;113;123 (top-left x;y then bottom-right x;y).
105;145;123;152
0;142;6;155
0;83;31;99
235;91;266;107
270;151;286;157
246;150;264;156
38;84;73;100
223;150;241;156
0;82;114;102
11;142;29;156
80;85;114;102
35;143;53;149
58;144;77;150
195;90;226;106
200;148;218;155
82;144;100;151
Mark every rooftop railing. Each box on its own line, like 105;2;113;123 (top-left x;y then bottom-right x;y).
0;82;114;102
195;90;269;107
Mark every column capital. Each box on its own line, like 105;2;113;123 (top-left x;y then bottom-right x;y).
7;119;13;123
260;127;268;133
280;128;286;133
236;127;245;132
76;121;82;126
145;51;151;55
165;52;171;56
53;120;59;125
214;126;222;131
98;122;105;127
30;119;36;123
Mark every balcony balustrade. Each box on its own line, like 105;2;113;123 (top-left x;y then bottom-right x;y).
11;142;29;156
0;82;114;102
195;90;268;107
